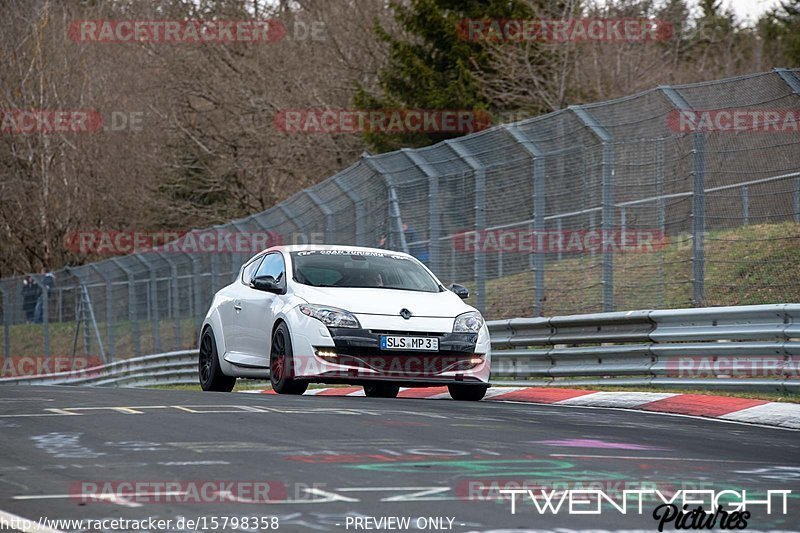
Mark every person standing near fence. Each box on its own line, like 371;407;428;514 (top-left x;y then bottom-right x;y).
33;271;54;324
21;276;40;322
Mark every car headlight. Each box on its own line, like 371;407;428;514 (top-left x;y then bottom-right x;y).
453;311;484;333
299;304;360;329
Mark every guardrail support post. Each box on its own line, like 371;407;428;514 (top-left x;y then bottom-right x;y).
403;149;441;272
333;173;366;246
571;106;615;312
445;141;487;313
363;156;409;254
660;86;705;306
504;125;546;315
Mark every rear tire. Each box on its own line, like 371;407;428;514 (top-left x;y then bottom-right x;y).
363;383;400;398
448;384;488;401
199;328;236;392
270;323;308;395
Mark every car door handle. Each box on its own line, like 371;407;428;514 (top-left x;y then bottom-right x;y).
233;300;242;312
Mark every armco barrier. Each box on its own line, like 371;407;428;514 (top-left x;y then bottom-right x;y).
488;303;800;392
1;304;798;392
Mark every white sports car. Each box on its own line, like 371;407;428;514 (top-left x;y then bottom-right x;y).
199;245;491;400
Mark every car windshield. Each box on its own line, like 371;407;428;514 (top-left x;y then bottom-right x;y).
290;250;441;293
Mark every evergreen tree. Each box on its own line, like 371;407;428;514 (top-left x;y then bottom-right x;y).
758;0;800;66
355;0;542;153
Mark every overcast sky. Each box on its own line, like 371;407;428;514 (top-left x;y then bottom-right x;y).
723;0;782;21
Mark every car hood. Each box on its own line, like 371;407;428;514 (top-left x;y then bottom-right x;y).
291;285;473;318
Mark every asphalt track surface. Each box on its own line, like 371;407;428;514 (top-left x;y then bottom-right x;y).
0;386;799;533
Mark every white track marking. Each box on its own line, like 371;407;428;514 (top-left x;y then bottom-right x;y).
556;391;678;407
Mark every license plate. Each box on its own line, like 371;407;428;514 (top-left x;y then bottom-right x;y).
380;335;439;351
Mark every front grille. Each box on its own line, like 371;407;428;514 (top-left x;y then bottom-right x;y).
369;330;446;337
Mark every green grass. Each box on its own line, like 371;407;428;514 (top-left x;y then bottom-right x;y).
1;317;199;360
478;221;800;319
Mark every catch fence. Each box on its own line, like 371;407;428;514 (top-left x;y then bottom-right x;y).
1;69;799;362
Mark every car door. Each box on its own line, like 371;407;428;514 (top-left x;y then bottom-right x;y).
221;254;264;359
239;252;286;365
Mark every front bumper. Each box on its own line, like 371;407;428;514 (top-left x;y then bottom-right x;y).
288;310;491;386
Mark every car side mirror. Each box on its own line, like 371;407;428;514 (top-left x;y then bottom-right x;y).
449;283;469;299
251;275;282;293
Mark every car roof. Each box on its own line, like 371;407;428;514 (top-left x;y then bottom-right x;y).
261;244;413;258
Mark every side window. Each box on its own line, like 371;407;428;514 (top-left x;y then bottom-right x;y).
240;255;265;284
254;253;285;283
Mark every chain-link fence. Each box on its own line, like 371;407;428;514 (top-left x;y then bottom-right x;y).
2;69;799;362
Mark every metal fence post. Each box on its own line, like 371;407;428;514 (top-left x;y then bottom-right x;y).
794;178;800;223
89;265;114;362
445;140;487;314
333;174;366;246
403;149;441;273
774;68;800;95
556;219;563;261
190;254;203;332
571;105;615;312
1;286;9;358
278;204;302;244
692;131;706;305
155;252;181;351
210;247;220;295
42;275;50;357
363;156;409;253
661;86;705;306
657;139;666;234
133;254;161;354
305;190;335;244
504;124;546;315
111;258;140;357
742;185;749;225
67;268;106;362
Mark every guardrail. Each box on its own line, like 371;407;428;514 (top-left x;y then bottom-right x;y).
1;304;798;392
488;304;799;392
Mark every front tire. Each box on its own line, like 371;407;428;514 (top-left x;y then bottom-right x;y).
270;323;308;395
448;384;488;401
199;328;236;392
363;383;400;398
